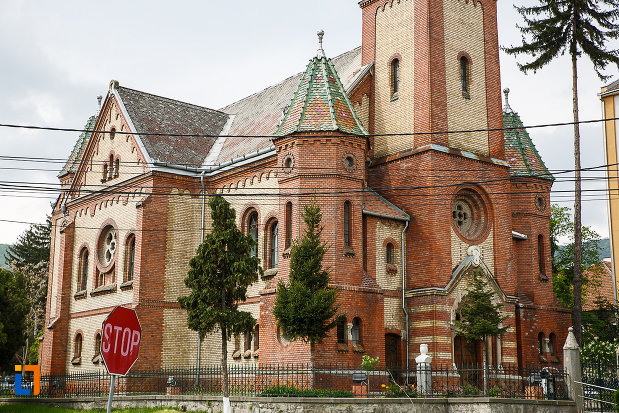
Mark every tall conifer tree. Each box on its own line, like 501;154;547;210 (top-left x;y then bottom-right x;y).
274;199;338;375
179;195;260;412
504;0;619;344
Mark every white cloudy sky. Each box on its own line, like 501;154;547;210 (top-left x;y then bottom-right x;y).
0;0;617;245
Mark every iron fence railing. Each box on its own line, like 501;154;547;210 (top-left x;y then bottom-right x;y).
580;361;619;413
0;362;568;400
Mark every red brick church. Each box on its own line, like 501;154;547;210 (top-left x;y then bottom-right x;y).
40;0;570;376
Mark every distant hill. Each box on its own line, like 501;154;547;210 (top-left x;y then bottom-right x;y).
556;238;611;260
0;244;9;268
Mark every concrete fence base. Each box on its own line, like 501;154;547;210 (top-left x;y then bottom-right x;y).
0;395;577;413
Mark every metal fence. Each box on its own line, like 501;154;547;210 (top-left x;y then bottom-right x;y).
0;363;568;400
580;361;619;413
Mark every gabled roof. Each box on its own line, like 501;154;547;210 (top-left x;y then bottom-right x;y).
216;47;364;163
274;47;367;137
115;86;230;168
59;115;97;177
362;188;410;221
503;95;553;181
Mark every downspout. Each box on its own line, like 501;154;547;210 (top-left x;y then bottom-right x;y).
196;171;206;387
401;220;409;384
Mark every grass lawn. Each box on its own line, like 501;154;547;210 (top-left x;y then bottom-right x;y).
0;406;183;413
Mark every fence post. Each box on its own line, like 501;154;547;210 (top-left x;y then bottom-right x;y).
415;344;433;395
563;327;583;412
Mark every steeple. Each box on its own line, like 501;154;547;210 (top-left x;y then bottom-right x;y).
275;31;367;137
503;89;553;181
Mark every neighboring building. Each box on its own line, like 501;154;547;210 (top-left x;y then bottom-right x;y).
583;259;617;312
40;0;570;376
600;82;619;313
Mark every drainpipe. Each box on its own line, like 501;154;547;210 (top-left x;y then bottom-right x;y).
401;220;409;384
196;171;206;387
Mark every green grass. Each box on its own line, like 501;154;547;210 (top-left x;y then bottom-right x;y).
0;406;183;413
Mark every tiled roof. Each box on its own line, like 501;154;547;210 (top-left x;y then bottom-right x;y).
116;86;230;168
362;188;410;221
59;115;97;177
605;79;619;93
503;110;553;181
275;51;367;137
216;47;364;163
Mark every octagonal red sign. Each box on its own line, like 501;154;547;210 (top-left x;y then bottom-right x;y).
101;306;142;376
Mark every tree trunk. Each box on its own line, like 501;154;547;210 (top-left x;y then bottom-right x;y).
221;326;230;413
571;38;583;346
310;340;316;391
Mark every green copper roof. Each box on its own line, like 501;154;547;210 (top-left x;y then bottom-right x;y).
275;52;367;137
58;115;97;177
503;110;553;181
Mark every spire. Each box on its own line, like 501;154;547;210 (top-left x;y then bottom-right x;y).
503;88;513;113
317;30;326;59
275;32;367;137
503;90;553;181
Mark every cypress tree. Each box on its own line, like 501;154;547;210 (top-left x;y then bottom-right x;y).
178;195;260;411
274;199;338;376
504;0;619;345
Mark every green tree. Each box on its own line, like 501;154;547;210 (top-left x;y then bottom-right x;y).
504;0;619;346
0;268;28;372
454;271;508;392
178;195;261;410
582;297;618;342
5;215;51;269
273;199;338;375
550;205;604;310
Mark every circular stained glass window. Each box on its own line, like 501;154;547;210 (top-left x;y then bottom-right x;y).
451;188;490;242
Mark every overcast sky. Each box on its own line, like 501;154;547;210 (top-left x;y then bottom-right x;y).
0;0;617;245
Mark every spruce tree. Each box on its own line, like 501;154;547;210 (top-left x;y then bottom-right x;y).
0;268;28;372
273;199;338;374
178;195;260;411
504;0;619;345
454;271;508;392
5;215;51;269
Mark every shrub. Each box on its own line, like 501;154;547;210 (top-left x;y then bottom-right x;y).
381;381;417;398
614;389;619;413
260;384;353;398
361;355;380;370
489;385;503;398
462;383;480;396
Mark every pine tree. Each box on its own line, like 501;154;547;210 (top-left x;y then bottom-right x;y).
273;199;338;377
178;195;260;411
454;271;508;392
504;0;619;345
5;215;51;269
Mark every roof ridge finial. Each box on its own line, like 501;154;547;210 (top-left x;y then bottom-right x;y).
503;88;513;113
317;30;325;59
97;95;103;114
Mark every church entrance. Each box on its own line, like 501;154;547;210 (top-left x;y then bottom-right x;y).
454;335;481;387
385;333;401;381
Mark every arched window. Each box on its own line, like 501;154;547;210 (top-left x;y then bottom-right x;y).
351;317;362;346
391;58;400;96
108;154;114;180
125;235;136;282
344;201;352;248
538;234;545;275
72;332;83;364
102;164;108;181
114;157;120;178
386;243;394;265
548;333;556;355
93;332;101;363
110;127;116;140
248;211;258;257
269;220;279;269
460;56;470;96
337;317;347;344
254;325;260;351
538;332;545;355
244;327;252;353
285;202;293;249
78;248;89;291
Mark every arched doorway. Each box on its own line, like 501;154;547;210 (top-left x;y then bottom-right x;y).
385;333;401;381
454;335;481;387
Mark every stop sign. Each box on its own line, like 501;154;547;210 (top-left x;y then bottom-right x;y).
101;306;141;376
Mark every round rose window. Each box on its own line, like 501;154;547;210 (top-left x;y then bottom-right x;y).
451;188;490;242
97;224;118;270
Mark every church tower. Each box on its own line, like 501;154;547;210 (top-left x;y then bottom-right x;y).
359;0;504;159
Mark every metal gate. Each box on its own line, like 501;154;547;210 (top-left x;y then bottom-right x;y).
580;361;618;412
